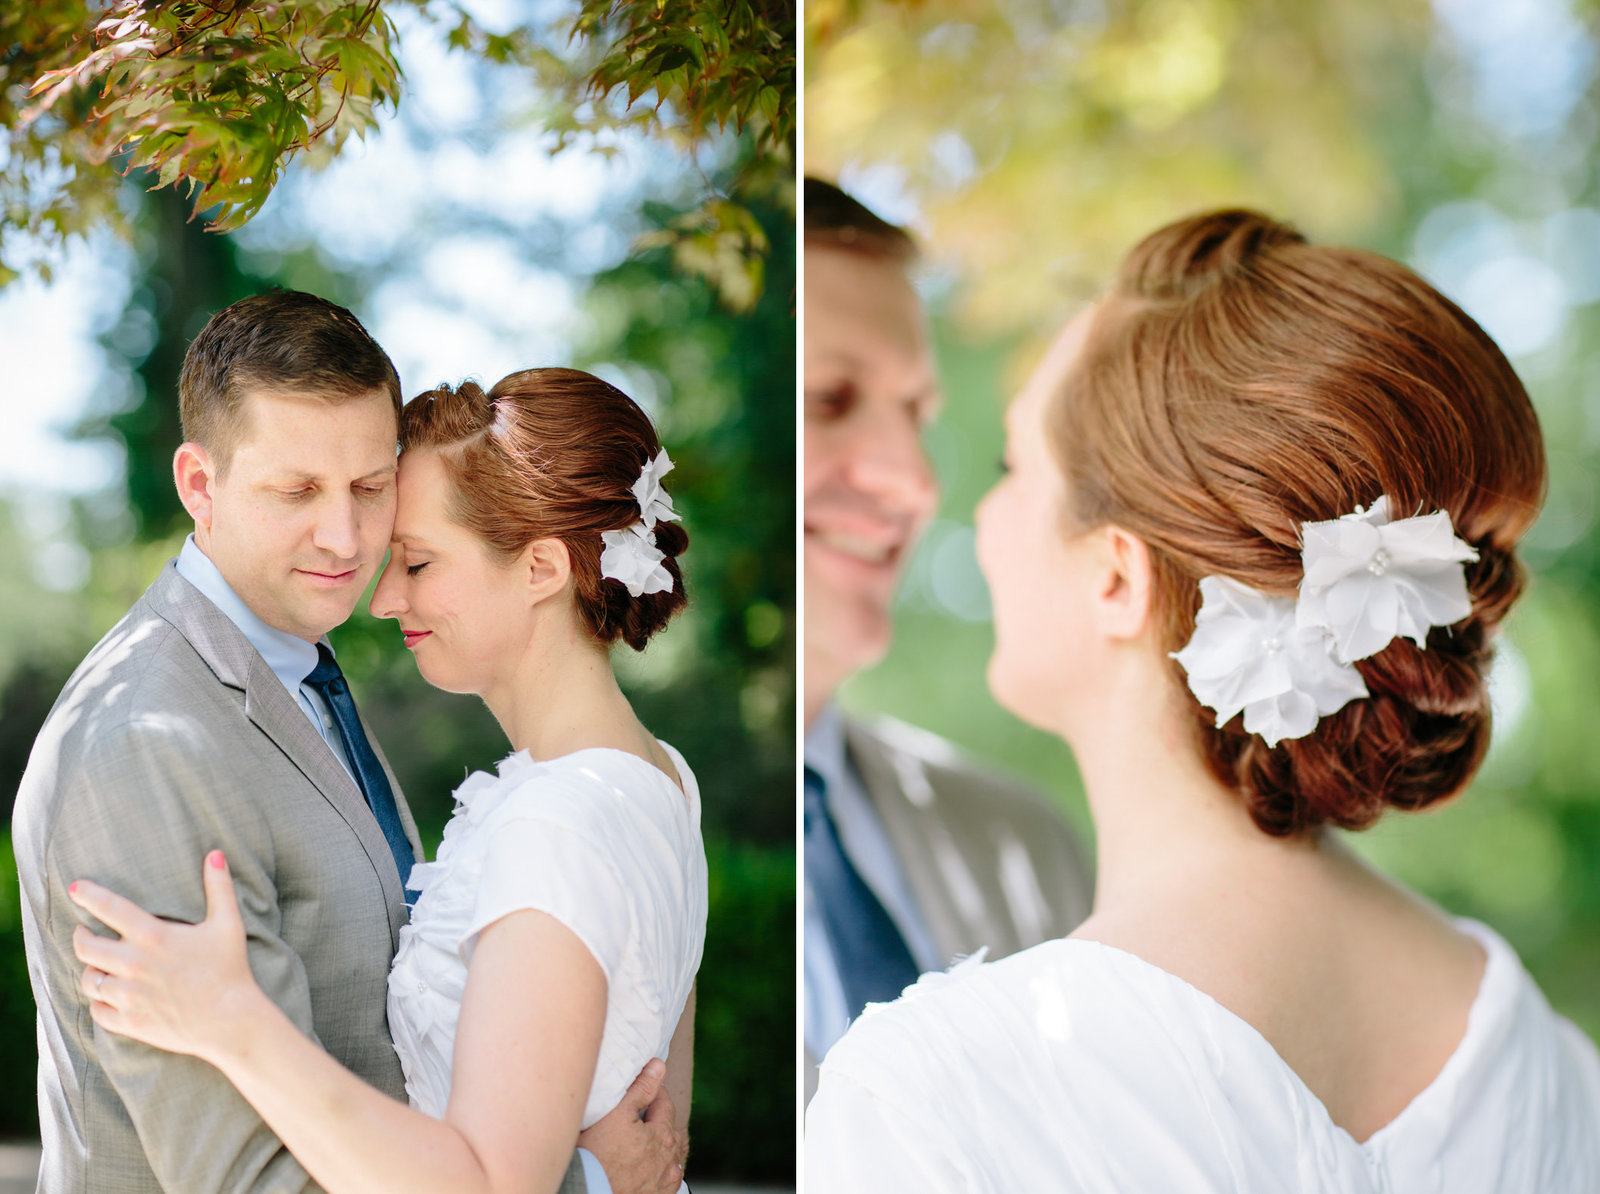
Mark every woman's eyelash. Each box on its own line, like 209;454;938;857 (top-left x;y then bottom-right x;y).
406;563;428;577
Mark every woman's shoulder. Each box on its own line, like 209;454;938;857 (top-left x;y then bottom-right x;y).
811;939;1271;1188
459;743;696;832
821;937;1214;1092
1451;919;1600;1112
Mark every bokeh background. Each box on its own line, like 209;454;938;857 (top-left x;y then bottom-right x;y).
809;0;1600;1042
0;6;794;1184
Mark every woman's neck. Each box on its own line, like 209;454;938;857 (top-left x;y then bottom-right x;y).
1065;668;1333;926
481;622;639;762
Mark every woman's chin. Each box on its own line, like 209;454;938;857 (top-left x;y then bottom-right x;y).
986;656;1028;718
411;656;475;697
987;655;1067;737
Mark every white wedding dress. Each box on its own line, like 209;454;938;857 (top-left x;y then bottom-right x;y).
806;920;1600;1193
386;742;707;1133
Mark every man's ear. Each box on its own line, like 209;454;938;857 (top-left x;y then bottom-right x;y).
522;537;573;605
1090;525;1156;641
173;443;218;530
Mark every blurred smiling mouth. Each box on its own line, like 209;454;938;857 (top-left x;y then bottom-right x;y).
807;528;899;566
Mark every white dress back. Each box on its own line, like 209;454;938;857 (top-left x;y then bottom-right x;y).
387;742;706;1129
806;920;1600;1193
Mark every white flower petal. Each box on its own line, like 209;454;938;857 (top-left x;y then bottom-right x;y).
1245;690;1319;747
1298;497;1478;663
1173;576;1366;744
631;449;681;531
600;523;674;597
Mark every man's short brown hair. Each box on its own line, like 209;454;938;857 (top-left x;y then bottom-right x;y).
179;290;403;471
804;176;918;263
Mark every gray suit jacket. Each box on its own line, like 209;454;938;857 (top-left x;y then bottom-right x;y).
14;562;587;1193
804;714;1094;1100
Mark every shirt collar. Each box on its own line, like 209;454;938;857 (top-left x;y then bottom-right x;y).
804;704;851;796
176;535;324;691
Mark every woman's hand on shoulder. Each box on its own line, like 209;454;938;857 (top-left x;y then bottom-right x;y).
68;851;266;1065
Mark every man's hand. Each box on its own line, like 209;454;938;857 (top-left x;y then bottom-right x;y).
578;1058;689;1194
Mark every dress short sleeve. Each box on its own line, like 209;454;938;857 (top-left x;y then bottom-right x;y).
806;1069;968;1194
459;813;631;986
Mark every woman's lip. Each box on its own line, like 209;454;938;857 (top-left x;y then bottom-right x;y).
402;630;432;649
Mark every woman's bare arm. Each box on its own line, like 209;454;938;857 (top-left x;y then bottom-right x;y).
69;855;605;1194
663;984;695;1133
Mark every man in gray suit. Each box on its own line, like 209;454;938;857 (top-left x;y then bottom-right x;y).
802;179;1093;1098
14;292;680;1193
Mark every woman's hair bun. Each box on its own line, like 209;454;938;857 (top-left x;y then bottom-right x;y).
1057;209;1546;835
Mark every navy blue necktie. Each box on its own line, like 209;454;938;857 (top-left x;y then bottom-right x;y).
303;644;419;903
804;764;920;1018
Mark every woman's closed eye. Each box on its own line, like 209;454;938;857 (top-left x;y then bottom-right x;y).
406;562;429;577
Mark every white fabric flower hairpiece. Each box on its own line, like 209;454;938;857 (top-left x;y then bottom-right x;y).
1171;497;1479;747
599;449;679;598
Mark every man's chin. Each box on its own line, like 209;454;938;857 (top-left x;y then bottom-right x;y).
284;595;365;642
803;596;894;682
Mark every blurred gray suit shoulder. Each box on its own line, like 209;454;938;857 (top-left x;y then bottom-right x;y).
841;713;1093;964
803;714;1093;1102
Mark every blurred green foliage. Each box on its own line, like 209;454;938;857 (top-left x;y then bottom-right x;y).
0;175;794;1178
824;0;1600;1044
806;0;1429;337
3;0;794;305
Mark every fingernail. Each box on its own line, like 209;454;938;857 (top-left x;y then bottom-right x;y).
67;882;78;896
208;851;225;869
647;1058;666;1078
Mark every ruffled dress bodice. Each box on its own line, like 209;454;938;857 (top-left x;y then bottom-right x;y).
387;743;706;1129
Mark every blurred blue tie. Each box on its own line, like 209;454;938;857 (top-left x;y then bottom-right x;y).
304;644;419;904
804;764;920;1018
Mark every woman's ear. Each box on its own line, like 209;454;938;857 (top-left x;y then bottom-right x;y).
1090;525;1155;641
522;537;573;605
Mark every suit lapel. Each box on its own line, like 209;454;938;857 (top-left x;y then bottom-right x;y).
147;562;411;946
242;656;411;944
844;718;991;966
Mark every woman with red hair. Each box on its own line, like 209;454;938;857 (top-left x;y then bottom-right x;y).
807;211;1600;1191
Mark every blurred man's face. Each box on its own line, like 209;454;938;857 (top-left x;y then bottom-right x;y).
803;244;940;723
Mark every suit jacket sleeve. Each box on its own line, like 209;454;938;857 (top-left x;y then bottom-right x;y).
47;714;335;1193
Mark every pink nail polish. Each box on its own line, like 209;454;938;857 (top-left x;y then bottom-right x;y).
209;851;225;869
68;882;78;896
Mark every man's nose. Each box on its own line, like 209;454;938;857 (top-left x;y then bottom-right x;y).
843;402;939;517
312;492;361;559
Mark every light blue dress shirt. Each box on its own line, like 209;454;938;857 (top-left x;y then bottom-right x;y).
174;538;614;1194
804;706;943;1061
175;536;355;782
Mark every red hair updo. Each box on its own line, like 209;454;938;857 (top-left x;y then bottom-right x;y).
1055;210;1546;836
399;368;688;651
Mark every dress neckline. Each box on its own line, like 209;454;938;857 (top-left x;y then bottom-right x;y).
1054;917;1513;1152
498;740;698;816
